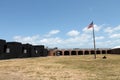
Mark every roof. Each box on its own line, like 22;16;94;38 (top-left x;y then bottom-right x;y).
112;46;120;49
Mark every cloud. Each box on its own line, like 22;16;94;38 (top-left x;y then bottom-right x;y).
96;36;104;40
114;25;120;31
110;33;120;38
96;39;120;48
13;25;120;48
13;35;40;44
45;30;60;37
104;25;120;39
40;37;62;44
104;27;113;34
13;34;90;48
104;25;120;34
66;30;80;37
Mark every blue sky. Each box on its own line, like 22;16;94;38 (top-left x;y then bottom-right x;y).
0;0;120;48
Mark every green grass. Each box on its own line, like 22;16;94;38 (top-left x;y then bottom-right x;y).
0;54;120;80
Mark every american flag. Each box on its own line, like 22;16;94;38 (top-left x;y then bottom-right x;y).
88;21;93;29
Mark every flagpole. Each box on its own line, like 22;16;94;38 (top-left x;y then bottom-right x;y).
87;21;97;59
92;24;96;59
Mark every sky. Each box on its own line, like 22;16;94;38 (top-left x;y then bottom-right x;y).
0;0;120;48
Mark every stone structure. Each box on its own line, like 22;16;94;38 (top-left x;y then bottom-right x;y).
48;48;111;56
111;48;120;54
0;39;48;59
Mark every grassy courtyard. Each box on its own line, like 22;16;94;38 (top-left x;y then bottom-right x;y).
0;54;120;80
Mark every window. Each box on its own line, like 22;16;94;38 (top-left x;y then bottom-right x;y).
35;50;38;54
6;48;10;53
24;49;27;53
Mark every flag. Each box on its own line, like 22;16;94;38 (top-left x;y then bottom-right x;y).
88;21;93;29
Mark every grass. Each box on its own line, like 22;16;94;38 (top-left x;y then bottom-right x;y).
0;54;120;80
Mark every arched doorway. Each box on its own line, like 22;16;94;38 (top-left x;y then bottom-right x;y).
85;51;89;55
71;51;77;55
78;51;83;55
55;51;63;56
102;50;106;54
91;50;95;55
96;50;101;54
64;51;70;55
